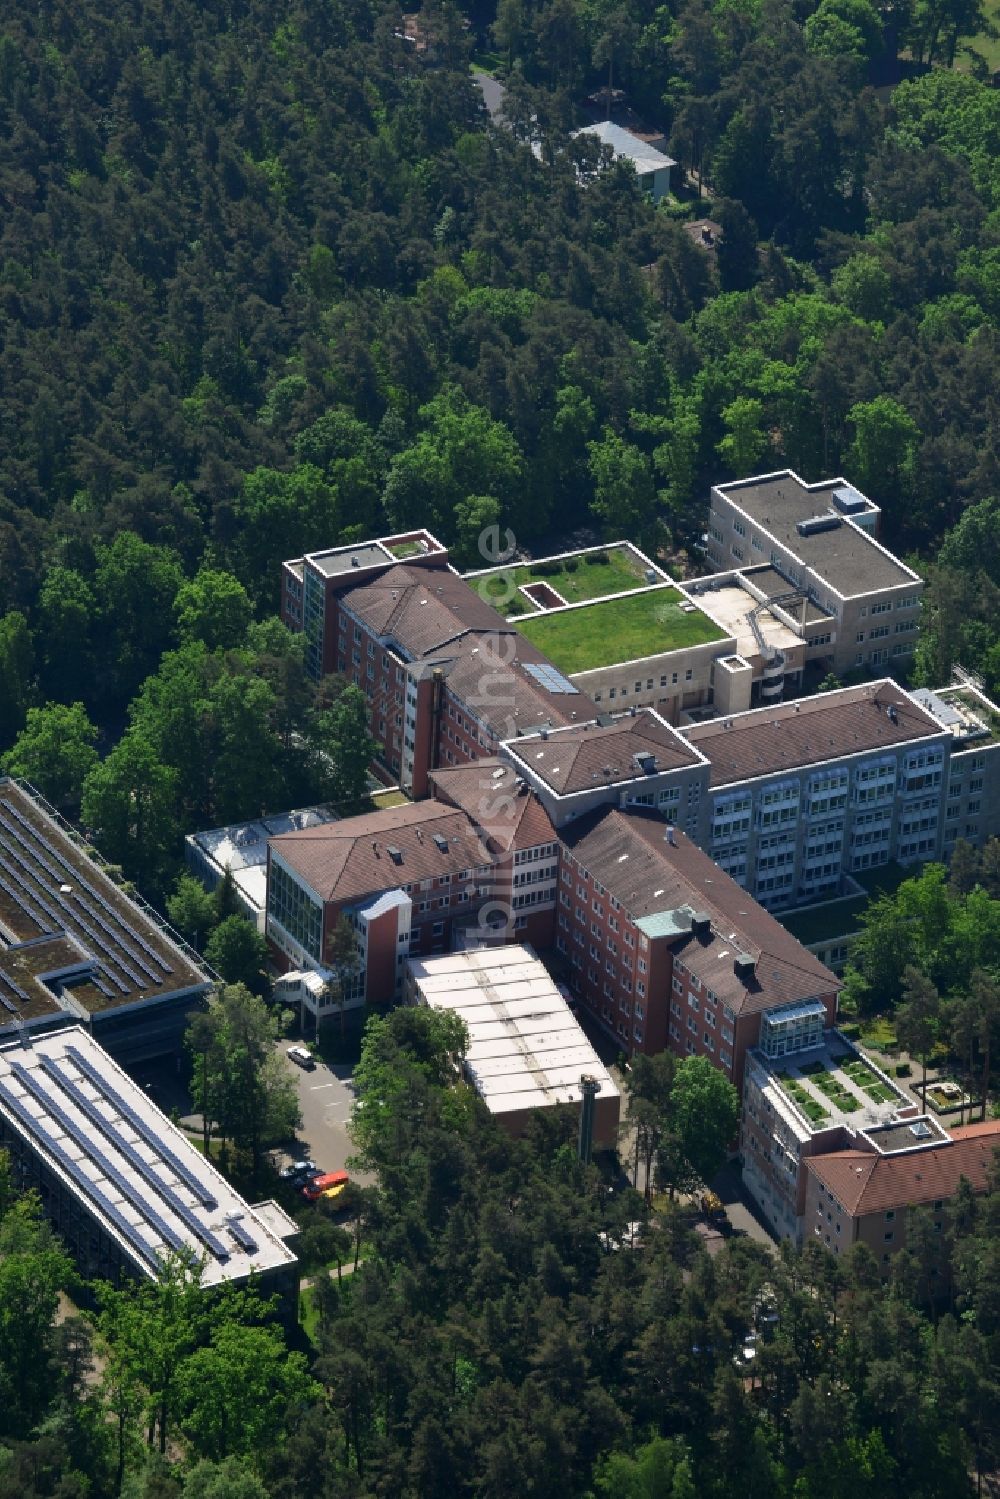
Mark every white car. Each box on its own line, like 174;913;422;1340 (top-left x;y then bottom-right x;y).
287;1045;315;1070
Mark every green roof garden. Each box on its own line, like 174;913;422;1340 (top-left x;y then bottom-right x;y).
468;545;658;616
515;588;726;674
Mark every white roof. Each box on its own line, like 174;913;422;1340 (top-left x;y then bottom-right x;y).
191;807;337;876
408;945;618;1118
0;1027;297;1286
571;120;677;174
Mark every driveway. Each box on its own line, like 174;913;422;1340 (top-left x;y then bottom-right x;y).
473;69;508;126
277;1045;374;1184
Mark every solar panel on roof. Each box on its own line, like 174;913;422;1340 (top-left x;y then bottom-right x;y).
0;801;172;977
0;867;56;935
65;1046;218;1209
0;836;133;993
226;1216;258;1254
523;661;579;694
0;1078;164;1272
12;1061;230;1261
5;1065;187;1257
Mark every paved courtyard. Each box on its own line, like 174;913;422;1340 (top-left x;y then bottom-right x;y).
275;1044;374;1184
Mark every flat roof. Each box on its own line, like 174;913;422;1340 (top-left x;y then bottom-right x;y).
683;579;804;660
0;781;211;1025
515;587;727;675
465;542;666;618
683;680;944;788
716;473;919;596
0;1026;297;1285
748;1032;908;1140
191;807;337;876
913;685;1000;745
308;541;391;577
408;946;619;1117
737;565;833;624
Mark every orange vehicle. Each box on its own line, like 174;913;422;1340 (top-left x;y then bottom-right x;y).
302;1170;349;1203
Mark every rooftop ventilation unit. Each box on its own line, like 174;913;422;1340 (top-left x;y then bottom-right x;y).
796;515;842;537
387;846;403;865
690;911;712;937
733;952;756;981
633;750;657;774
910;1120;933;1139
832;485;868;514
432;833;448;852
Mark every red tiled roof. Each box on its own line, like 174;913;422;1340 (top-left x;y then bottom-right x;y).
269;801;488;905
342;565;510;661
428;761;557;854
505;709;702;795
682;681;943;788
807;1123;1000;1216
561;808;838;1016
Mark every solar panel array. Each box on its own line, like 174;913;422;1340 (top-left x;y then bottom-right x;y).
523;661;579;695
0;1044;251;1273
0;795;176;1001
65;1045;217;1210
0;1076;164;1273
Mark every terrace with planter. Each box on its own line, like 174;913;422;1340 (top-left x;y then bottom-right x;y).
760;1035;908;1138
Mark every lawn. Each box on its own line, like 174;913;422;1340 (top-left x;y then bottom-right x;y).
960;0;1000;70
857;1016;898;1052
470;547;654;616
809;1068;863;1112
386;539;426;559
371;786;409;809
777;1073;830;1125
842;1058;897;1102
516;587;725;674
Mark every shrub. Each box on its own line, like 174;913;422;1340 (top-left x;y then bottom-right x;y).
532;561;561;577
895;1062;911;1077
839;1023;860;1040
563;555;579;572
585;550;610;565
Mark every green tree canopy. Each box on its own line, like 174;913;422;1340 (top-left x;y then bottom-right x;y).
1;701;98;808
203;916;269;994
174;569;253;652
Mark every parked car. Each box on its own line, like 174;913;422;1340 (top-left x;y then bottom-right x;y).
303;1169;349;1203
287;1045;315;1070
279;1158;318;1182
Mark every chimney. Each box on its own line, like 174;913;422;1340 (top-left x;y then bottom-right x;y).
665;824;676;846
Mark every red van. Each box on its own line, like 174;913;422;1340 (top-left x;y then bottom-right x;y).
302;1170;349;1203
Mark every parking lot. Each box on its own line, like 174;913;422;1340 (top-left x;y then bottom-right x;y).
275;1044;373;1184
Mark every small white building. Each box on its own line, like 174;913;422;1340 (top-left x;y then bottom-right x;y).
406;945;620;1145
571;120;676;201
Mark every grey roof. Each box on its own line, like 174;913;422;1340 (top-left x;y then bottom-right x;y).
572;120;677;172
717;473;919;597
309;542;389;577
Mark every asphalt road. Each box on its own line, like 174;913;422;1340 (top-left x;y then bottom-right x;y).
276;1045;374;1184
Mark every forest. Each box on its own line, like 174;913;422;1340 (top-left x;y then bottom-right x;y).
1;0;1000;1491
0;1003;998;1498
2;0;1000;867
